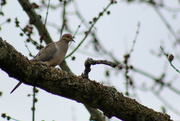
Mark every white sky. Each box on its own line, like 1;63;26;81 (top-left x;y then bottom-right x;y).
0;0;180;121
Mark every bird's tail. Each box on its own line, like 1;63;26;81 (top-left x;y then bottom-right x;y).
10;82;23;94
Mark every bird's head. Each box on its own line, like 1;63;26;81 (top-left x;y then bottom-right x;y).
62;34;75;43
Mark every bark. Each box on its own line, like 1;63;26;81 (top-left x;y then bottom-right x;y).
0;37;172;121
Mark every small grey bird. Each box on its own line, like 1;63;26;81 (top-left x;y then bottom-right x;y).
10;33;74;94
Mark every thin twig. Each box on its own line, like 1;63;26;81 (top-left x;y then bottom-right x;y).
138;85;180;117
0;0;2;14
154;6;179;43
32;86;36;121
44;0;50;27
73;20;83;37
0;19;8;26
72;0;89;28
125;21;140;96
65;2;113;59
60;1;66;38
130;22;140;54
160;46;180;73
15;19;41;53
152;90;180;117
24;41;34;57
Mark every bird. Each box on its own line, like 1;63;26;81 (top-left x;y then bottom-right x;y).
10;33;74;94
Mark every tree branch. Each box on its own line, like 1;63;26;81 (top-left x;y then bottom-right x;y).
82;58;117;79
18;0;52;44
0;37;172;121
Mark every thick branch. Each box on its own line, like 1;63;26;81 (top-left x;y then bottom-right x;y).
0;37;172;121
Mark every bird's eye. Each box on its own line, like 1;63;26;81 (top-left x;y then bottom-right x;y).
67;36;69;38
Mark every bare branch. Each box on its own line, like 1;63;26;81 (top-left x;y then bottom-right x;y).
160;46;180;73
154;6;179;43
18;0;53;44
65;1;114;59
82;58;117;78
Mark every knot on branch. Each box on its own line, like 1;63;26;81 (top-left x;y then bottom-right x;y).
81;58;117;79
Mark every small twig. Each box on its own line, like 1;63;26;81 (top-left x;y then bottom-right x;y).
41;0;51;47
32;86;36;121
69;46;101;57
152;90;180;117
72;0;89;28
0;0;2;14
65;2;113;59
24;41;34;57
60;1;66;38
44;0;50;27
1;113;20;121
0;18;11;26
160;46;180;73
129;21;140;54
138;85;180;117
163;5;180;12
92;35;123;64
15;18;41;48
124;21;140;96
73;20;83;37
154;6;179;43
41;0;63;9
82;58;117;79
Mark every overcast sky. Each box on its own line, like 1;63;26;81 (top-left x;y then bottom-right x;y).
0;0;180;121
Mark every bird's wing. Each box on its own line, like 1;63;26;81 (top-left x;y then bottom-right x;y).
34;42;57;62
